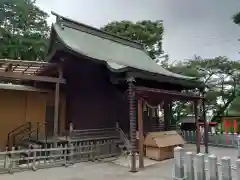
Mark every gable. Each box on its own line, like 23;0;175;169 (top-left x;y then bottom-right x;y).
47;12;205;89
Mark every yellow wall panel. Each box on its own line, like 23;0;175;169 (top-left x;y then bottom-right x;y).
0;90;26;148
0;89;66;149
25;92;48;136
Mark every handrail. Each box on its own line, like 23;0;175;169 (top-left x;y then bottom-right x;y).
19;122;46;141
12;128;32;147
7;122;31;148
118;127;131;152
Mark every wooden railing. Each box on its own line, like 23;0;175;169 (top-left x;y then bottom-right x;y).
8;122;32;148
0;140;118;174
19;122;47;143
118;127;131;152
69;126;119;141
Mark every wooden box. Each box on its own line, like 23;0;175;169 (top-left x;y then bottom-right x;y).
144;131;185;161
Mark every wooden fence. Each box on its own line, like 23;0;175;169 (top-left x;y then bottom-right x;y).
0;139;119;174
173;146;240;180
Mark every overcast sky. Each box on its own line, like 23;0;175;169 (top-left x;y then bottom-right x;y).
36;0;240;62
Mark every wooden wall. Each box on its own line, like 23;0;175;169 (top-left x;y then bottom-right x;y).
61;54;171;136
63;56;129;132
0;89;65;148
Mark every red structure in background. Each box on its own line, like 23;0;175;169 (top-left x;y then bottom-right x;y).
224;120;237;144
199;122;217;126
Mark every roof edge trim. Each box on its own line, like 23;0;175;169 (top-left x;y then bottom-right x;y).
51;11;144;50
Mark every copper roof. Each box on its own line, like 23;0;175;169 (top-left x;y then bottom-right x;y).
0;59;55;75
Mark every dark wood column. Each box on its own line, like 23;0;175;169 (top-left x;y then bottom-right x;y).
164;100;170;131
127;77;137;172
202;91;208;153
169;101;173;126
54;66;62;144
138;99;144;168
194;100;200;153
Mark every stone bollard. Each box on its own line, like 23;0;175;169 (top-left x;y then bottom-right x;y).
194;153;205;180
173;146;185;180
208;154;218;180
233;133;238;148
237;135;240;158
185;152;194;180
236;159;240;179
221;156;232;180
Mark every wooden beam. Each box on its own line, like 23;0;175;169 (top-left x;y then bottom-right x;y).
0;59;52;65
0;71;65;83
53;67;62;144
202;91;208;154
138;99;144;168
127;71;206;90
135;86;204;100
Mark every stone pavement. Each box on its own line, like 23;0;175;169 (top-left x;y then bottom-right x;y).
0;144;238;180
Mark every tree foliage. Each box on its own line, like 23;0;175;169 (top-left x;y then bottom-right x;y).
170;56;240;122
101;20;164;61
233;12;240;25
0;0;49;60
102;20;240;123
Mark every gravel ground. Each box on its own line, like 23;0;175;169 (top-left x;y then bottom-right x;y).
0;144;238;180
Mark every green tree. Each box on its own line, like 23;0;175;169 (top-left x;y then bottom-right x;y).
101;20;164;61
233;12;240;25
170;56;240;122
102;20;240;123
0;0;49;60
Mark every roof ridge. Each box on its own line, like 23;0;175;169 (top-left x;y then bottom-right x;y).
51;11;144;50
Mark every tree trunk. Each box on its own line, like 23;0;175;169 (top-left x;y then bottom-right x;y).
211;95;237;122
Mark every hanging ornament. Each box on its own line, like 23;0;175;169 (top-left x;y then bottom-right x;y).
147;106;150;116
143;101;147;112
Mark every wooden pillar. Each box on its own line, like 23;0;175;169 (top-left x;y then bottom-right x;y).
194;100;200;153
138;99;144;168
127;77;137;172
169;101;173;126
54;67;62;143
202;92;208;153
164;101;170;131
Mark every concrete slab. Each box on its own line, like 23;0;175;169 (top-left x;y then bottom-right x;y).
111;156;161;168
